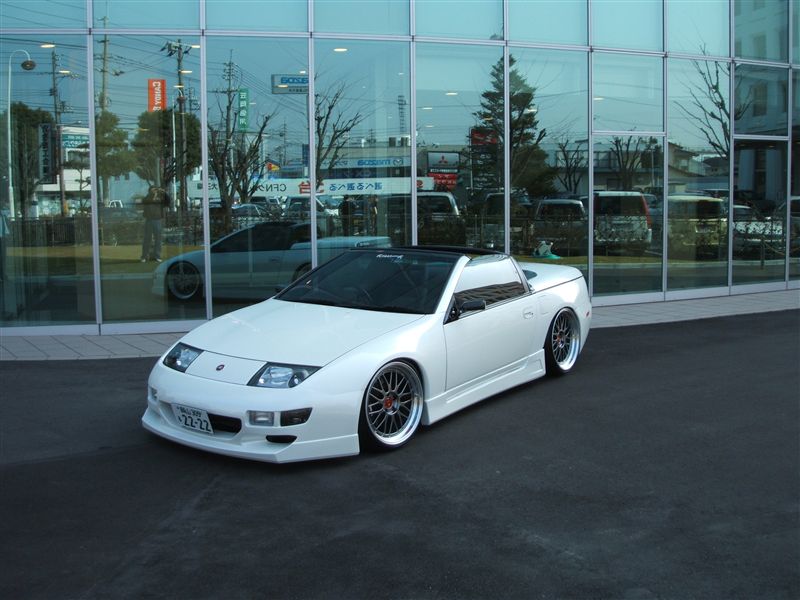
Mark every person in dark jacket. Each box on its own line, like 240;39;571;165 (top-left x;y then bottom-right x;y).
140;186;169;262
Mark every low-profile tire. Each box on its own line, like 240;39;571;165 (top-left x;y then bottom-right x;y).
544;308;580;375
359;361;424;451
167;261;202;301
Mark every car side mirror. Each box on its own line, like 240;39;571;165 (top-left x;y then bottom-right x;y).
447;298;486;323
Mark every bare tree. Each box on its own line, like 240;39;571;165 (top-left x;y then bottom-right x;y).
314;84;365;184
207;87;273;234
676;53;751;165
609;136;659;190
555;137;588;194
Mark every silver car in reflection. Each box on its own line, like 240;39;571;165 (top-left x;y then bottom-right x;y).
152;221;390;301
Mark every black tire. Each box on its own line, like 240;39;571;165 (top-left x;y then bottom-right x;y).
166;261;202;301
358;361;424;451
293;263;311;282
544;308;580;376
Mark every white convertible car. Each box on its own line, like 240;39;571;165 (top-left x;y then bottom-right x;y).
142;247;592;463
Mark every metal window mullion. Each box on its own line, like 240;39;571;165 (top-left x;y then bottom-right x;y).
503;45;511;254
785;64;793;285
307;35;318;267
410;37;418;246
87;32;102;333
587;48;594;298
728;59;735;290
199;36;213;320
662;53;668;297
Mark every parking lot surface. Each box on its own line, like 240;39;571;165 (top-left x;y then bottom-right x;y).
1;310;798;599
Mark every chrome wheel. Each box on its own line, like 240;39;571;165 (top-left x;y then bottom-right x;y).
167;262;201;301
546;308;580;374
362;361;423;448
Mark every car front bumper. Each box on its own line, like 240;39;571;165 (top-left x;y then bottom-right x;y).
142;363;361;463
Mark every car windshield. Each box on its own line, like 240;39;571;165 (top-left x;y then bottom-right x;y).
277;249;460;314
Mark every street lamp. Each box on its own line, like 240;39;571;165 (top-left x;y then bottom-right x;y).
6;50;36;218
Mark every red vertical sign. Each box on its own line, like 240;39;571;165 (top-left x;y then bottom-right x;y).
148;79;167;112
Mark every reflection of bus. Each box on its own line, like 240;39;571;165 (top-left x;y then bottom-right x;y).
667;195;727;259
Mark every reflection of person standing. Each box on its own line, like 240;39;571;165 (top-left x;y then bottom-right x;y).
141;186;169;262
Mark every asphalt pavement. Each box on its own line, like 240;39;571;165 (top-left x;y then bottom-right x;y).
1;310;798;599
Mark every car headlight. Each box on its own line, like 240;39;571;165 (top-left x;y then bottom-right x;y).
248;363;319;388
163;343;203;373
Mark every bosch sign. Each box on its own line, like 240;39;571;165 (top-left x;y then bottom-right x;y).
272;74;309;94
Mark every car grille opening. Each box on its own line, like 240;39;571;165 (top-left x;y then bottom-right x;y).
209;413;242;434
266;435;296;444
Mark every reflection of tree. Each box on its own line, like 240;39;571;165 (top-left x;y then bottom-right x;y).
1;103;53;216
676;55;749;164
207;83;273;233
609;136;659;189
473;56;555;197
63;145;91;212
131;109;201;204
315;84;365;184
555;138;587;194
95;110;135;205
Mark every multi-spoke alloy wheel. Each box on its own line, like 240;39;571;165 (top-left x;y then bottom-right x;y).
167;262;201;301
545;308;580;375
361;361;423;449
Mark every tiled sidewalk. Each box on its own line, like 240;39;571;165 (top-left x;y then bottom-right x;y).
0;290;797;360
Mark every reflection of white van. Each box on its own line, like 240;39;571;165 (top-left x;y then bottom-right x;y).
667;195;727;258
593;191;653;255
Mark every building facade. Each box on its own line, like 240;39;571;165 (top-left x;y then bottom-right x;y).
1;0;798;335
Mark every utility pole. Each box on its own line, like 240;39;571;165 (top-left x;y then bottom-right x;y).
163;39;193;211
50;51;68;215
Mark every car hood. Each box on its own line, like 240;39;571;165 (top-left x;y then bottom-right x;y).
179;299;425;366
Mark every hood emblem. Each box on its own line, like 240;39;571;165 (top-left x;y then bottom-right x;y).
216;364;225;371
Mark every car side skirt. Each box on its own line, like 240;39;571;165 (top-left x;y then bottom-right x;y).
422;349;546;425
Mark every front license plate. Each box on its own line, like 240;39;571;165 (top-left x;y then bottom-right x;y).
172;404;214;435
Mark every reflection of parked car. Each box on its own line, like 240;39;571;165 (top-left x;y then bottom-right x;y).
284;196;338;235
532;199;588;257
593;191;653;255
775;197;800;255
386;192;465;246
667;195;727;259
250;196;283;219
232;204;267;218
732;205;785;258
480;191;534;250
153;221;390;301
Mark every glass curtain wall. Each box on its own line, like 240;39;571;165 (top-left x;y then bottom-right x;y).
0;35;94;325
203;37;309;317
3;0;799;334
416;43;503;250
93;35;204;323
592;52;664;295
509;48;589;273
732;64;789;285
667;58;730;290
313;39;411;251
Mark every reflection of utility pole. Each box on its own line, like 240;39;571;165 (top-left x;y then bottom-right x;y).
163;39;194;211
50;51;69;214
98;14;110;111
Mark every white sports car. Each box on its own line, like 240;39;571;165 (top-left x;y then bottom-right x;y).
142;247;592;463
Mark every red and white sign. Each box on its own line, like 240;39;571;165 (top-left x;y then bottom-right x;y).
148;79;167;112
